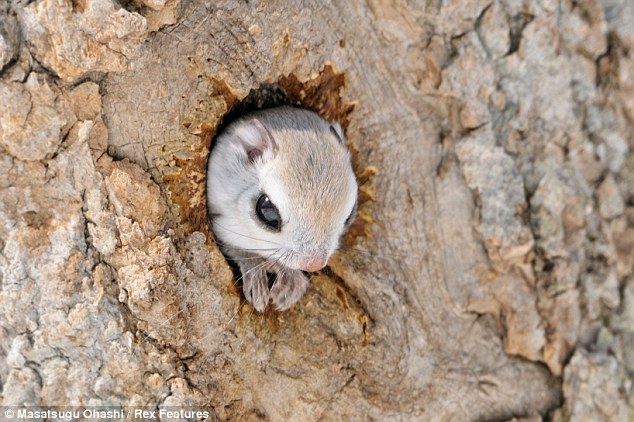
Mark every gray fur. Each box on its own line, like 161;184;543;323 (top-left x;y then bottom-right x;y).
207;106;358;312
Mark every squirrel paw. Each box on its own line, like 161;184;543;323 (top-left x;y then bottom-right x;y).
239;261;270;313
270;268;309;311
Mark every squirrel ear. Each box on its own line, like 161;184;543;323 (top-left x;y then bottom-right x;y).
235;118;278;163
329;122;344;144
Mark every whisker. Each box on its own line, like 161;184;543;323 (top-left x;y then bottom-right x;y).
234;248;281;286
278;249;292;268
212;221;282;245
228;255;271;262
140;304;189;344
227;306;239;325
217;245;280;253
212;238;280;253
234;260;268;285
142;252;284;347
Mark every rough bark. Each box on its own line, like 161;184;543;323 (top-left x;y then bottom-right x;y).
1;0;633;420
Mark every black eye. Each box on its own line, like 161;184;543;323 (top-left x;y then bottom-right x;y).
256;194;281;231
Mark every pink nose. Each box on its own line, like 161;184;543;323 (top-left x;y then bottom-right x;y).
302;257;326;272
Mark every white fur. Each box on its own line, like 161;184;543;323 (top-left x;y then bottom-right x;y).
207;106;357;273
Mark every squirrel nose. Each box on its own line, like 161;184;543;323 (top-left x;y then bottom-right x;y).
301;257;326;272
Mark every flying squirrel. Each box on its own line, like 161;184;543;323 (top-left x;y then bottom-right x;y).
206;106;358;312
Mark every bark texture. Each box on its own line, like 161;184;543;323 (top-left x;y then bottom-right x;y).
1;0;633;420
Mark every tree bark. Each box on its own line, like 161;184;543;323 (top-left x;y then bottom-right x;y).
1;0;633;420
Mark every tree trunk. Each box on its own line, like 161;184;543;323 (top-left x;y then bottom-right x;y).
1;0;633;420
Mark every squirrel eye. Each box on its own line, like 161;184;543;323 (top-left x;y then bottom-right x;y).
256;194;281;231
